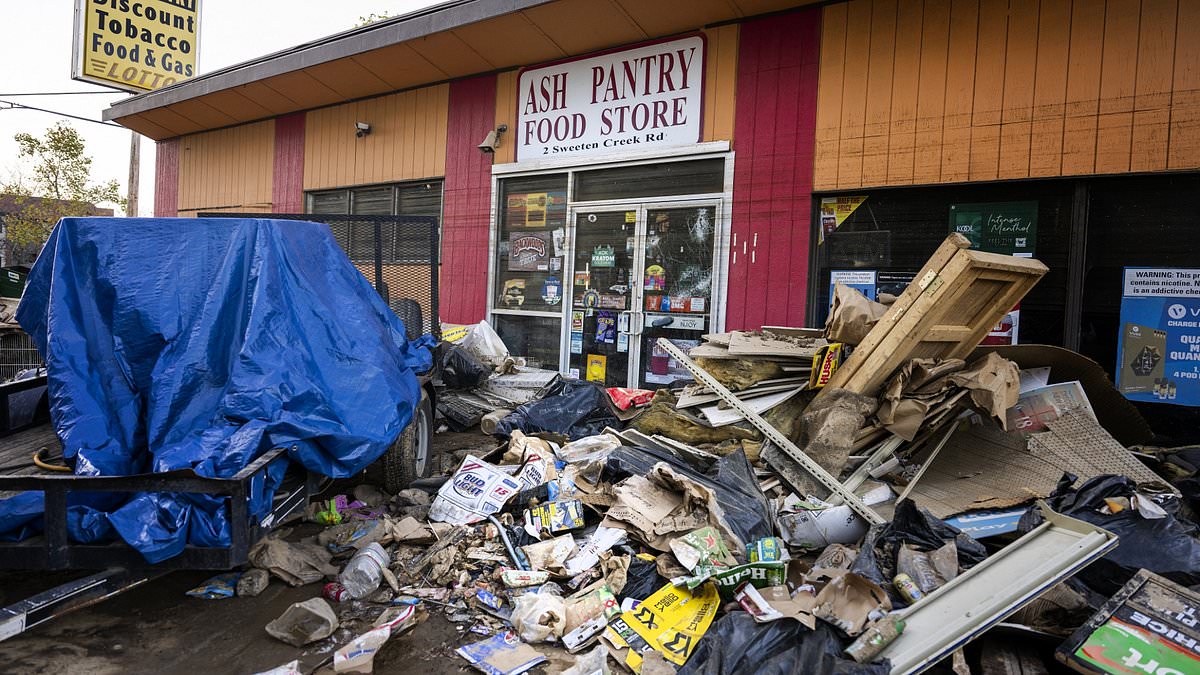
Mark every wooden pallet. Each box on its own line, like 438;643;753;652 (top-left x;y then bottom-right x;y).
821;233;1048;397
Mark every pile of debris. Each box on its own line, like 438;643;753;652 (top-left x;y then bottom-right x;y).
234;234;1199;675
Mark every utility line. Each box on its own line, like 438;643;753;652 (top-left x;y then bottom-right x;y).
0;91;117;96
0;100;123;128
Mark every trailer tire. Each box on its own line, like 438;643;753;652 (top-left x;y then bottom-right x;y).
382;390;434;493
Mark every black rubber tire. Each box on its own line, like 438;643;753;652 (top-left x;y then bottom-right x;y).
382;390;434;493
391;298;424;342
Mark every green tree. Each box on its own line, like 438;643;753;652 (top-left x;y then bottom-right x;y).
356;12;391;26
2;121;124;264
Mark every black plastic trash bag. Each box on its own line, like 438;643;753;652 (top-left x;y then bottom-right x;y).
851;499;987;603
678;611;890;675
437;343;490;390
617;553;665;604
603;445;774;547
1019;473;1200;596
493;377;620;441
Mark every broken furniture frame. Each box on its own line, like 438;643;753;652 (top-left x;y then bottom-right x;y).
875;502;1119;674
656;338;885;525
822;233;1048;397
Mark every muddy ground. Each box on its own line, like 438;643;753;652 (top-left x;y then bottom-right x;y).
0;429;553;674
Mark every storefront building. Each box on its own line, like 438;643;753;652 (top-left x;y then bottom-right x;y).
106;0;1200;416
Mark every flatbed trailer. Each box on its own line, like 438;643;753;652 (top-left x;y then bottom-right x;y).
0;375;321;640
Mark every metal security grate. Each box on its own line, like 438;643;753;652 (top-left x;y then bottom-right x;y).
0;329;42;382
199;213;440;339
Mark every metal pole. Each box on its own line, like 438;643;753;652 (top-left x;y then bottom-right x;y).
374;220;384;298
126;132;140;217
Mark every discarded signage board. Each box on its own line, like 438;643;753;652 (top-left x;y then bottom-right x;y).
603;581;720;670
822;233;1048;398
1057;570;1200;675
875;502;1118;674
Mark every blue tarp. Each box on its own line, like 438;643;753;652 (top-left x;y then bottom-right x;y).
2;218;433;562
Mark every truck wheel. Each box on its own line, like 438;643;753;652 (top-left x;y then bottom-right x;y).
383;390;434;493
391;298;424;342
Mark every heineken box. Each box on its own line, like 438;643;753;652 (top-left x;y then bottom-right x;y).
1057;570;1200;674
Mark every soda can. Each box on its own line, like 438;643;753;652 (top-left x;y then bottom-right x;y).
323;581;350;603
893;573;924;604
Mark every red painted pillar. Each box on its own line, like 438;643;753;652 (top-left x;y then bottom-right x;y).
153;138;179;217
441;75;497;324
272;112;306;213
726;8;821;330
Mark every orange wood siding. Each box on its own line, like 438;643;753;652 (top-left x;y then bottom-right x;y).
303;84;449;190
176;120;275;215
493;70;519;164
702;24;740;143
815;0;1200;189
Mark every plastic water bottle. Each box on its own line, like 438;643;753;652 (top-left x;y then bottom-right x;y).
339;543;389;599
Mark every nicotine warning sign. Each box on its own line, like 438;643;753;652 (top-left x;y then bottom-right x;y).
1117;268;1200;406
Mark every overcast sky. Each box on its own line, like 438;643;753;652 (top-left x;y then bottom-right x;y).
0;1;441;216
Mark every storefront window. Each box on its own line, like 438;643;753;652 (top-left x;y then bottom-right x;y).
307;181;443;217
811;184;1071;347
306;181;443;263
493;174;568;368
573;159;724;202
1081;174;1200;436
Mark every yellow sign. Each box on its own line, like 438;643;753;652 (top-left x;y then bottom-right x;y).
604;581;719;671
818;195;868;244
72;0;200;93
585;354;607;383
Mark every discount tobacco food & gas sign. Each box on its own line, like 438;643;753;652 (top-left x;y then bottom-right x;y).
72;0;200;92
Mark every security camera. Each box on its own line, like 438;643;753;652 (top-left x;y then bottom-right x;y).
478;124;507;153
355;122;372;138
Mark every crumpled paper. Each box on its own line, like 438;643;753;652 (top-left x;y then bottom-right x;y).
825;283;890;346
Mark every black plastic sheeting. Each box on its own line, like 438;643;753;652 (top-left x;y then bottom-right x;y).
851;499;988;607
603;445;775;548
493;377;620;441
1019;473;1200;596
678;611;890;675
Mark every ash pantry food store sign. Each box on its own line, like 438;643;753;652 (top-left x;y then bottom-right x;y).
516;36;704;161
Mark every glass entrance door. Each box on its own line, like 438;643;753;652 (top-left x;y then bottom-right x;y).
568;210;636;386
638;204;717;389
566;202;720;388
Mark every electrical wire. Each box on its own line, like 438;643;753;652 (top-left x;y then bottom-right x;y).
0;91;117;96
0;99;124;127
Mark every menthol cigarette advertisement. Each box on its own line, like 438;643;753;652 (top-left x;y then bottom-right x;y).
1116;267;1200;406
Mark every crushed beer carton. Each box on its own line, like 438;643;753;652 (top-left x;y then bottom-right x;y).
429;455;521;525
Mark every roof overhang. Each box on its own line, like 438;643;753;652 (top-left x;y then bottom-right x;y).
104;0;815;140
